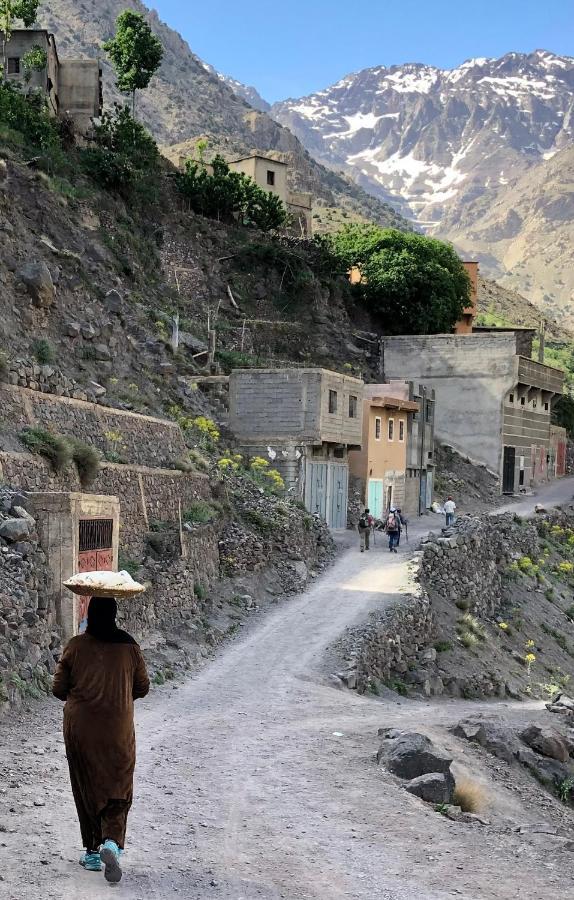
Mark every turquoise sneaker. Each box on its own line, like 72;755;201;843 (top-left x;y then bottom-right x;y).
79;851;102;872
100;839;122;883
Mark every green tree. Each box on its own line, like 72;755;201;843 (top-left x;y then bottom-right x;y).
22;43;47;83
326;224;471;335
104;10;163;115
175;154;287;232
553;395;574;440
1;0;40;82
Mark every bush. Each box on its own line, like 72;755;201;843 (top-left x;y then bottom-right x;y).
458;613;486;641
31;338;55;365
0;81;63;163
81;104;160;204
20;427;71;472
67;438;100;487
118;554;140;578
453;779;487;813
434;640;452;653
183;501;219;525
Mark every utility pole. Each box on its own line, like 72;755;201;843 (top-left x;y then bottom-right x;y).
419;385;426;516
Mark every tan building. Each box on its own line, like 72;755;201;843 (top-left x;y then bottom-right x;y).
229;368;363;527
348;381;435;519
5;29;102;137
229;154;313;237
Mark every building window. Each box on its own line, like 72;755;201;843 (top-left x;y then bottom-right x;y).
425;401;433;423
520;397;525;406
388;418;394;441
509;393;514;403
519;470;525;486
375;417;381;440
428;450;433;460
7;58;20;75
334;447;345;459
399;420;405;442
328;390;338;414
544;402;549;411
267;170;275;186
532;399;537;409
348;395;358;418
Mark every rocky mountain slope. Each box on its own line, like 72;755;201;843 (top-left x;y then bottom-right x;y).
271;52;574;318
39;0;405;229
478;276;572;343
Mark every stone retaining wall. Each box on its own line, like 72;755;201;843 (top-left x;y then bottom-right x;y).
0;383;187;470
0;451;210;555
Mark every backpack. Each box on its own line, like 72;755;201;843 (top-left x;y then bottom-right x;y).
386;512;398;531
358;514;368;530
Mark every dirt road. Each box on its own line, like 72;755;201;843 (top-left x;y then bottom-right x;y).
2;481;574;900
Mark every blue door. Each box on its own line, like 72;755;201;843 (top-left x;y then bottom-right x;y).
368;479;384;519
305;461;328;521
328;464;349;529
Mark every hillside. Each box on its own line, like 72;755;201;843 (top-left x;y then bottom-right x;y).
270;52;574;318
39;0;407;229
478;277;572;343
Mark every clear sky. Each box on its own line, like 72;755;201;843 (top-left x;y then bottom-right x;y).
153;0;574;102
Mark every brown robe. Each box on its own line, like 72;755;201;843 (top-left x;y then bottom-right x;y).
53;634;150;849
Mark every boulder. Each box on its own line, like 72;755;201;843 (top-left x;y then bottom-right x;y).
18;261;55;308
520;726;570;763
379;731;453;778
10;506;35;526
0;518;32;542
104;290;122;314
403;772;455;804
93;344;112;362
516;748;573;788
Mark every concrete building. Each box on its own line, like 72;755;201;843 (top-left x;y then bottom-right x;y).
229;368;363;527
550;425;567;478
28;492;120;641
349;382;435;519
5;30;102;137
229;155;313;237
382;332;563;494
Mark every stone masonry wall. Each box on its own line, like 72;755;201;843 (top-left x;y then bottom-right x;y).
0;384;188;470
0;452;211;556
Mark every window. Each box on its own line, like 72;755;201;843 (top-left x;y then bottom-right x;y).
7;58;20;75
328;390;338;414
388;418;394;441
520;397;525;406
334;447;345;459
509;394;514;404
519;469;525;486
348;395;358;418
544;402;549;412
375;417;381;440
532;399;537;409
399;420;405;442
266;170;275;186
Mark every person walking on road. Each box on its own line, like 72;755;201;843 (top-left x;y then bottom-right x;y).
357;508;373;552
396;508;408;545
444;496;457;527
52;597;150;884
385;507;401;553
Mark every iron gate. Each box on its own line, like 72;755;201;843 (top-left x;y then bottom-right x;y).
76;518;114;634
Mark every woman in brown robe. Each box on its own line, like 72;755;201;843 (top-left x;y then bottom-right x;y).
53;596;150;883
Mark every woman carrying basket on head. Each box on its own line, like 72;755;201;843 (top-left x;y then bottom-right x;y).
53;595;149;884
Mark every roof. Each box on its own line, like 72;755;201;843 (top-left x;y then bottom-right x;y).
230;154;288;167
230;367;364;385
368;396;420;412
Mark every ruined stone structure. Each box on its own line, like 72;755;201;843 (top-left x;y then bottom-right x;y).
229;368;363;528
382;331;563;494
5;29;102;137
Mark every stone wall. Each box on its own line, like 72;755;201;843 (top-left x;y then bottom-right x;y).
0;451;210;556
419;513;538;619
0;383;188;470
0;488;60;710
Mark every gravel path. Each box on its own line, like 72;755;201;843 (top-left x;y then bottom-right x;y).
2;480;574;900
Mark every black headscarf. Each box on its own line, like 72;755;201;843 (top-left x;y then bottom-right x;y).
86;597;137;644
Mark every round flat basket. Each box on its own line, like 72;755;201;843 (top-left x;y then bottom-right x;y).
63;583;146;598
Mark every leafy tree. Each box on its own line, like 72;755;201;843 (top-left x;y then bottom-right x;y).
81;103;160;202
553;395;574;440
1;0;41;81
104;10;163;115
325;224;471;335
175;154;287;232
22;43;47;82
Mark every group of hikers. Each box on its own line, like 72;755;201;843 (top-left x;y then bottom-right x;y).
357;495;457;553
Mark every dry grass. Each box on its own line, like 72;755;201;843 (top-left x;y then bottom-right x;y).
453;779;487;813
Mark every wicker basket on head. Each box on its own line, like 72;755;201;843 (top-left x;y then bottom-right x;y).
63;571;146;598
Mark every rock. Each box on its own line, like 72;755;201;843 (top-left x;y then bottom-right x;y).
66;322;81;338
535;504;547;514
451;721;487;744
93;344;111;362
17;261;55;308
379;732;453;778
422;648;437;663
104;290;122;314
88;381;107;398
520;726;570;763
0;518;32;542
179;332;208;354
10;506;35;525
516;747;572;788
403;772;455;804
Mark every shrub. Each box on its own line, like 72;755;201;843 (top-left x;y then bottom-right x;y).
556;776;574;804
459;631;479;650
20;427;71;472
183;501;219;525
453;779;487;813
243;507;274;534
67;438;100;487
458;613;486;641
31;338;56;365
455;598;470;611
194;581;207;601
118;554;140;578
434;640;452;653
0;81;64;164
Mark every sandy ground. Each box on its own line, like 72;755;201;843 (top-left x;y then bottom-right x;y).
2;480;574;900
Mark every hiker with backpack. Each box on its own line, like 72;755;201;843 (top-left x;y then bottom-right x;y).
385;507;402;553
396;508;408;545
357;508;373;552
